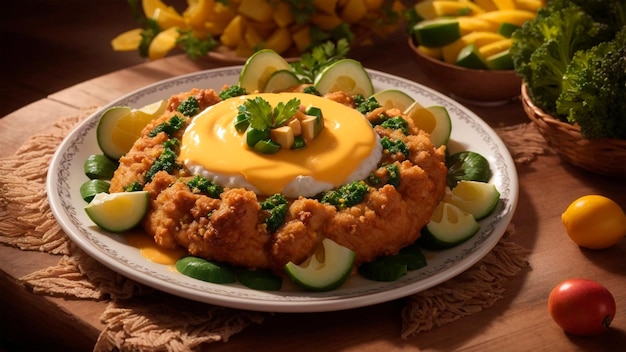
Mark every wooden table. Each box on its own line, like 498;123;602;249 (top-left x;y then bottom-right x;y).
1;38;625;351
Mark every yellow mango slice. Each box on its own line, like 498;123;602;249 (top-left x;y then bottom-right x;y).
220;15;245;48
473;0;498;11
111;28;143;51
152;7;187;29
478;38;512;58
416;0;485;20
264;27;293;54
492;0;516;10
341;0;368;24
476;9;537;26
441;31;504;64
311;13;343;31
148;26;180;60
313;0;339;14
273;1;294;27
238;0;273;22
513;0;546;12
292;26;312;52
457;17;499;35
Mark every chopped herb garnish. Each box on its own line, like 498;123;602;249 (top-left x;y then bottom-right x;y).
145;139;181;182
290;39;350;83
260;194;288;233
320;180;369;210
381;116;409;135
186;175;223;198
219;85;248;100
177;96;200;117
381;137;409;158
124;181;144;192
149;114;185;138
355;95;381;114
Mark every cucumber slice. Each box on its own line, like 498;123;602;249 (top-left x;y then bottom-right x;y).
236;268;283;291
79;179;110;203
446;151;492;188
371;89;415;112
419;202;480;249
456;43;488;70
497;22;520;38
84;191;149;232
238;49;292;93
176;256;237;284
284;238;356;291
486;49;513;70
412;18;461;47
446;181;500;220
97;99;167;160
84;154;118;180
263;69;300;93
314;59;374;97
404;102;452;147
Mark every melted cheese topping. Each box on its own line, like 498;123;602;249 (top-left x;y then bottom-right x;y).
180;93;381;197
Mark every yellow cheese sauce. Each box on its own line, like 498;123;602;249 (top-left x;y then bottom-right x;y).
180;93;379;196
125;231;186;265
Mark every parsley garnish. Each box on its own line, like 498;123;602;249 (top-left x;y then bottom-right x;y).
176;30;218;60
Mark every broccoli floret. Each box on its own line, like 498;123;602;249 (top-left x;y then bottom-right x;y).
511;2;604;114
260;194;288;233
319;180;369;209
556;29;626;139
186;175;223;198
219;85;247;100
177;96;200;117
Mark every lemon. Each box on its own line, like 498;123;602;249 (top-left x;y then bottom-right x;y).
84;191;150;233
111;28;143;51
263;69;301;93
445;181;500;220
314;59;374;97
97;100;167;159
372;89;415;112
561;195;626;249
239;49;292;93
285;238;356;291
404;102;452;147
420;201;480;249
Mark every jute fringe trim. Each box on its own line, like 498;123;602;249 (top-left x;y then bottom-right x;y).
0;111;541;350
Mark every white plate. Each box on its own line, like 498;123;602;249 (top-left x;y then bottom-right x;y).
47;67;518;313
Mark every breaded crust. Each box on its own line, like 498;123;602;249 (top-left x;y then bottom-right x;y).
109;88;447;272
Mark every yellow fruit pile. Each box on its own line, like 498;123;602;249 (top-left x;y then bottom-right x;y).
410;0;545;70
112;0;405;60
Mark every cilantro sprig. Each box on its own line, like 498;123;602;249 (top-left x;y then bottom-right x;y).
291;38;351;83
241;97;301;130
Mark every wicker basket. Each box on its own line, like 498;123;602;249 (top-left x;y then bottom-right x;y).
521;83;626;177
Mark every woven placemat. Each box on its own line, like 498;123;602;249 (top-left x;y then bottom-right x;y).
0;110;548;351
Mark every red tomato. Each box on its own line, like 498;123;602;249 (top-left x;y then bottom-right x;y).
548;278;616;336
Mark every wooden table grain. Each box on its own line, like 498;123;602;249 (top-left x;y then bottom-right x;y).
1;41;625;351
